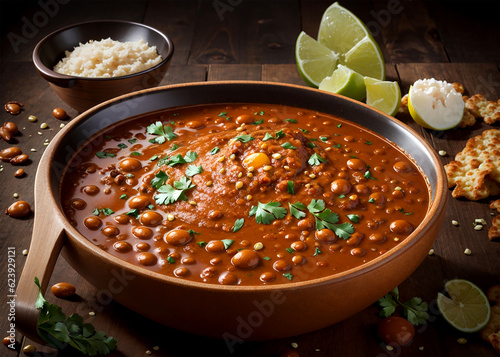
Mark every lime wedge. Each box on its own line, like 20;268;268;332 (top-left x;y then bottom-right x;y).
317;2;385;80
319;65;366;101
437;279;491;333
318;2;372;54
296;31;339;88
408;78;464;130
364;77;401;116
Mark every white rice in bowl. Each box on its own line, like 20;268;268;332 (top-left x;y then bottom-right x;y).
53;37;163;78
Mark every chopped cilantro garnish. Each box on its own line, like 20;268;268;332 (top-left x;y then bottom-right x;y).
313;247;322;256
285;119;297;124
263;256;271;261
117;143;128;149
365;141;372;145
186;164;203;177
101;208;114;216
170;144;179;151
154;177;195;205
319;136;328;142
262;133;274;141
233;218;244;233
336;123;342;128
125;209;139;218
289;202;306;219
332;144;341;148
234;135;254;143
300;128;310;134
119;194;128;199
254;111;265;116
378;287;429;326
347;214;360;223
308;153;327;166
127;138;138;144
95;152;116;158
159;151;198;167
281;142;297;150
368;198;376;203
197;241;207;247
399;208;414;216
338;194;345;198
130;152;141;156
307;199;354;239
147;204;155;210
252;119;264;125
364;170;376;180
188;229;201;235
287;180;294;194
167;256;176;264
285;247;294;254
221;239;235;249
147;121;177;144
92;208;100;216
249;201;287;225
210;147;220;155
283;273;294;281
150;155;159;161
275;129;285;139
307;142;317;149
151;170;168;189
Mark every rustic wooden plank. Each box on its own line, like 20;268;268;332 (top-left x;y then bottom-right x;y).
207;64;262;81
0;0;148;63
161;64;207;85
372;0;448;63
262;63;303;85
189;0;300;64
144;0;199;66
426;0;500;63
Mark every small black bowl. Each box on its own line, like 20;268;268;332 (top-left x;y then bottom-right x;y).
33;20;174;112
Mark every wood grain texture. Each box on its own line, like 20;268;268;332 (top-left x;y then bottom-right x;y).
1;1;500;356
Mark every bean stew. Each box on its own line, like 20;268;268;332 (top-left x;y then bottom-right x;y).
60;103;430;286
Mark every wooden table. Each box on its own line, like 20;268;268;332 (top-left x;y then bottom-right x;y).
1;0;499;356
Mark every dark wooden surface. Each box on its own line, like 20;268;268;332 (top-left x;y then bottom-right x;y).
1;0;499;356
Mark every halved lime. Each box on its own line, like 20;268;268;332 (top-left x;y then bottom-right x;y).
364;77;401;116
408;78;464;130
437;279;491;333
319;65;366;101
317;2;385;80
296;31;338;88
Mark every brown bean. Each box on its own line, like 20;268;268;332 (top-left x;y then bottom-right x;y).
218;272;239;285
3;122;18;135
393;161;412;173
0;127;12;142
102;226;119;237
71;198;87;210
140;211;163;226
50;282;76;298
174;267;190;277
84;216;102;230
135;242;151;251
0;146;22;162
137;252;157;266
128;195;151;210
346;232;364;246
260;271;276;282
118;158;142;172
206;240;226;253
297;217;315;230
369;192;386;205
273;259;291;272
10;154;28;165
14;168;25;178
331;179;351;196
292;255;305;265
291;241;307;251
315;229;337;243
6;201;31;218
347;158;366;171
369;233;386;243
52;108;68;120
185;120;204;129
232;250;260;269
82;185;100;196
165;229;192;246
390;220;413;235
4;102;22;114
113;241;132;253
132;226;154;240
235;114;255;124
114;214;130;224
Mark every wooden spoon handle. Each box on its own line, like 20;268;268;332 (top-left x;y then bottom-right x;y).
15;195;65;343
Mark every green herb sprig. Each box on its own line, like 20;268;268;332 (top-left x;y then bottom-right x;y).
377;287;429;326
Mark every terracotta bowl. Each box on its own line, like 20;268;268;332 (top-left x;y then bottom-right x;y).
32;20;174;113
16;81;447;342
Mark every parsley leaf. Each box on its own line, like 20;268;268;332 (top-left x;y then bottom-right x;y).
275;129;285;139
146;121;177;144
95;152;116;159
158;151;198;167
34;277;117;355
289;202;306;219
313;247;322;256
154;177;195;205
186;164;203;177
285;119;297;124
117;143;128;149
307;199;354;239
151;170;168;189
283;273;294;280
377;287;429;326
221;239;235;249
252;119;264;125
262;133;274;141
210;147;220;155
233;218;244;232
364;170;376;180
249;201;287;225
281;142;297;150
126;209;139;218
234;135;255;143
287;181;294;194
347;214;360;223
308;153;327;166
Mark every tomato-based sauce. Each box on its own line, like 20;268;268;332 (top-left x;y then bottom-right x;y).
60;103;430;286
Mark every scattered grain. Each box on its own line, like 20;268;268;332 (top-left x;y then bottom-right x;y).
464;248;472;255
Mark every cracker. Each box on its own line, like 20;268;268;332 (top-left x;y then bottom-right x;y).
458;108;476;128
399;94;409;115
488;332;500;354
452;82;465;95
445;129;500;200
491;199;500;212
465;94;500;125
489;215;500;241
487;285;500;305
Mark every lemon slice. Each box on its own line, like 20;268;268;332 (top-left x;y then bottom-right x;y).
408;78;464;130
319;65;366;101
317;2;385;80
364;77;401;116
437;279;491;333
296;31;339;88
